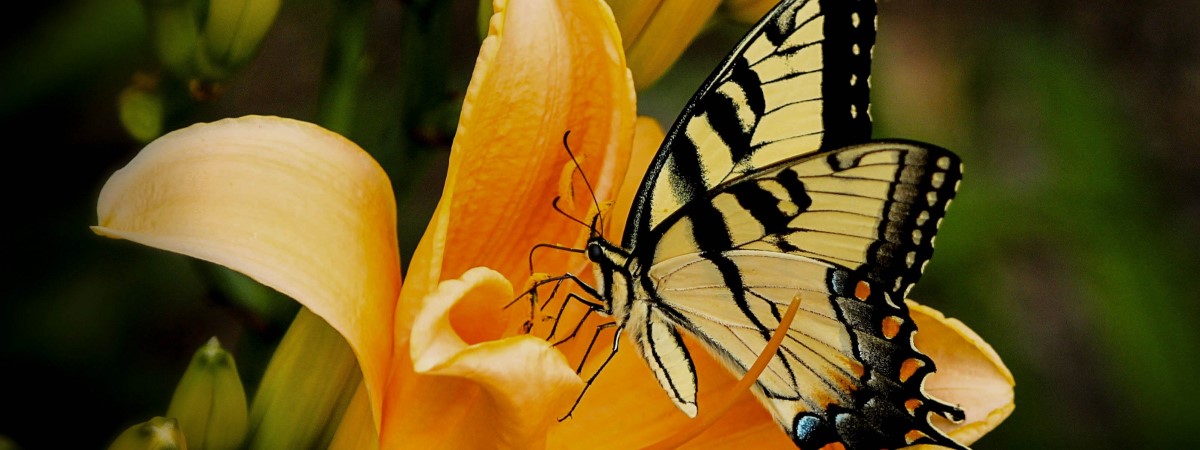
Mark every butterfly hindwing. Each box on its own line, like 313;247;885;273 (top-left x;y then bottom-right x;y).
641;142;965;448
624;0;877;251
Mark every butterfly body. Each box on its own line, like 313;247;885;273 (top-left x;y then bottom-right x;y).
572;0;968;448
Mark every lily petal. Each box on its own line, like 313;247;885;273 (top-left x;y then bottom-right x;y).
549;331;791;449
909;301;1015;446
435;0;635;286
382;0;631;445
94;115;400;426
406;267;583;450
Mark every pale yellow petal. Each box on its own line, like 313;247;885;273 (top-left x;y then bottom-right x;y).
909;301;1015;446
94;115;400;426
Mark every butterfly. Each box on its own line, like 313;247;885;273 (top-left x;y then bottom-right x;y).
544;0;967;448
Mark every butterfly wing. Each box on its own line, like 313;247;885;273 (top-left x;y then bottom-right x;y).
603;0;968;447
642;141;966;448
623;0;877;252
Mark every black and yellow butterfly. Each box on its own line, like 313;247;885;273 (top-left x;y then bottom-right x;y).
552;0;967;447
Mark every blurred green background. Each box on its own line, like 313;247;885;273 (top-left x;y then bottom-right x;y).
2;0;1198;448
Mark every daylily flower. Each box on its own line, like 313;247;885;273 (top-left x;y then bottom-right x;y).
95;0;1012;448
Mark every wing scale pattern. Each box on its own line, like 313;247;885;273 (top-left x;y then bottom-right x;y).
634;142;966;448
567;0;972;448
624;0;877;250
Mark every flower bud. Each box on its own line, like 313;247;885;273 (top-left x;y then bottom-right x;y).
606;0;721;89
166;337;248;450
139;0;279;81
721;0;777;24
245;309;361;449
195;0;281;79
139;0;201;78
107;417;187;450
117;73;164;143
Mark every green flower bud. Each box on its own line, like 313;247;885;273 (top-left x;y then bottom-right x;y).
139;0;202;78
166;337;248;450
107;417;187;450
117;74;164;143
139;0;279;82
606;0;722;89
195;0;281;80
245;308;361;450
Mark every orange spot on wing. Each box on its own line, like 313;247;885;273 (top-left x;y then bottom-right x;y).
905;429;929;444
819;442;847;450
899;357;925;383
904;398;923;415
881;315;903;339
854;280;871;300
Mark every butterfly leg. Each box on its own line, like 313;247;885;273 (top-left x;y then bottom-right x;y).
549;299;593;345
509;272;599;334
559;322;622;421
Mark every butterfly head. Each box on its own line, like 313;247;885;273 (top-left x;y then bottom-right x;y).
583;224;635;317
586;239;605;264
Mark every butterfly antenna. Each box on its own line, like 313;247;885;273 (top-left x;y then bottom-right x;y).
561;131;605;234
551;196;590;229
527;242;584;274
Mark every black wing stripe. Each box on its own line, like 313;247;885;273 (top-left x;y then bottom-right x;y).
731;57;766;119
623;0;875;247
666;134;706;208
729;182;795;235
819;0;875;150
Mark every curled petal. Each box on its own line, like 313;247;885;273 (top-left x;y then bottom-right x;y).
386;1;635;438
909;301;1015;446
408;267;583;450
95;116;400;426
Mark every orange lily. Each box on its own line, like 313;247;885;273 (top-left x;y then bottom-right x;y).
95;0;1012;448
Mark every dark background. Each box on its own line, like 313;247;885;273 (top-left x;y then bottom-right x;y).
3;0;1198;448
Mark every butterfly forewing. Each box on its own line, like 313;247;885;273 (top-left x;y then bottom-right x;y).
624;0;877;251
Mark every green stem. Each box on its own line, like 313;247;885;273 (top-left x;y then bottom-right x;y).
317;0;371;136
